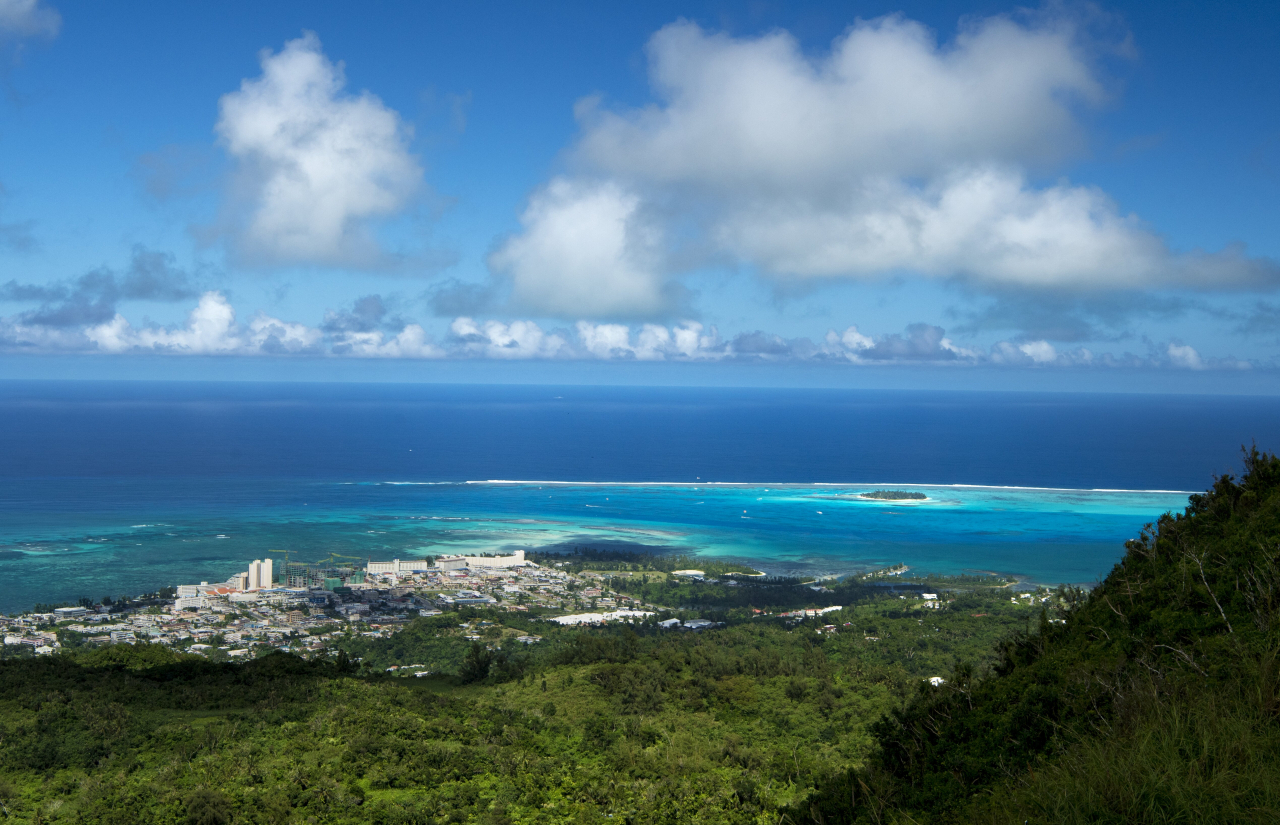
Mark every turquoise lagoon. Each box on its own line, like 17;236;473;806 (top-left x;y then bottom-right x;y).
0;478;1191;613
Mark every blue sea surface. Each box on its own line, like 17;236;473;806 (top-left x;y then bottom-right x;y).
1;381;1276;613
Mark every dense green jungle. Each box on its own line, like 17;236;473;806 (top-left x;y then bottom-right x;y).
1;450;1278;824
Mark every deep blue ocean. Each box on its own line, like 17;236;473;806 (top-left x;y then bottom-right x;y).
1;380;1276;613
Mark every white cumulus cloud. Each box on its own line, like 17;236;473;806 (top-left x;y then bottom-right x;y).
989;339;1067;365
494;12;1277;318
825;325;874;354
449;317;570;359
576;320;720;360
714;167;1243;289
0;0;59;38
1016;340;1058;363
329;325;441;358
248;314;323;354
490;179;667;318
75;292;441;358
821;322;979;362
1166;342;1204;370
87;292;245;354
215;32;422;267
578;16;1100;194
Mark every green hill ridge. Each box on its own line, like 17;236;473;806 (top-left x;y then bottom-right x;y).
800;447;1280;823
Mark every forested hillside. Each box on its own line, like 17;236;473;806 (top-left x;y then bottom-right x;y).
799;448;1280;823
0;591;1027;823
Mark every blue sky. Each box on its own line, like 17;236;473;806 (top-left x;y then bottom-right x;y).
0;0;1278;389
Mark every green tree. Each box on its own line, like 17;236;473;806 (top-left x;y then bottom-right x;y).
459;641;495;683
186;789;231;825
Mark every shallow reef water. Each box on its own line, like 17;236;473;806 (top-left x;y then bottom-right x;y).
0;478;1188;612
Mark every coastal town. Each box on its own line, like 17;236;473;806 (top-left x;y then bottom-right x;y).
1;548;1053;661
0;549;666;660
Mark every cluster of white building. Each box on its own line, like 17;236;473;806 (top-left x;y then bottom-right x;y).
175;558;290;610
223;558;274;592
550;609;653;626
367;550;530;576
365;558;437;576
9;548;653;659
165;551;536;615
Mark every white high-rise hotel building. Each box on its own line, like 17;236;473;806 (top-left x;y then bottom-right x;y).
247;558;273;590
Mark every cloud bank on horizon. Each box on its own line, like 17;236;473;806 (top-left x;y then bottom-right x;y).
0;286;1243;372
0;2;1276;375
